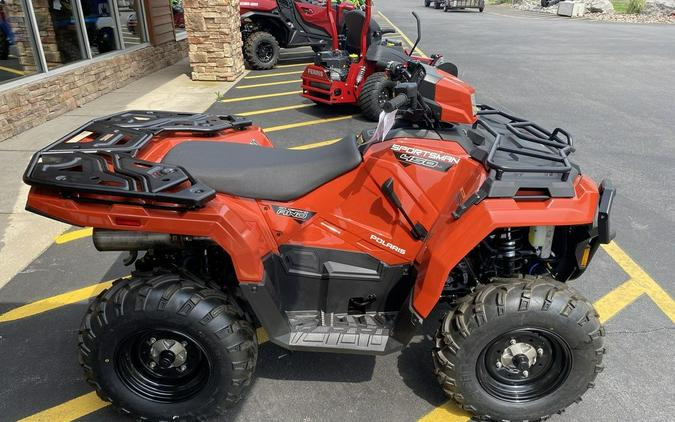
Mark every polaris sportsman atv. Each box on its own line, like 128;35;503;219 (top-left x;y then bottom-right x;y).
24;56;613;421
240;0;356;69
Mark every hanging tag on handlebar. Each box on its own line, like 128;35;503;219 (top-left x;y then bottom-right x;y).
368;109;397;143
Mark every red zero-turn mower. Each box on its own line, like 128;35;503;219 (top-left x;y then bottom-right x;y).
24;51;615;421
240;0;355;69
301;1;446;121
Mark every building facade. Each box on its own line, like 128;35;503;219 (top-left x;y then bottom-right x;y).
0;0;244;141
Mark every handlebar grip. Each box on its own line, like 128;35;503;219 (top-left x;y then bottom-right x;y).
383;93;408;113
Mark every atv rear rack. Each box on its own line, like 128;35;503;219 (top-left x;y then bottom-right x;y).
453;105;580;219
24;111;252;210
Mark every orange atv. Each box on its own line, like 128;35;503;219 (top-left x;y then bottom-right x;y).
24;59;614;421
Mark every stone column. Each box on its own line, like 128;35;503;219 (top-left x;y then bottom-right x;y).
183;0;245;81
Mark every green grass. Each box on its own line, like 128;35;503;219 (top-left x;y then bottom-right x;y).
611;0;629;13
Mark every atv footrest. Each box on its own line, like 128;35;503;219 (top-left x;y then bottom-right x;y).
285;311;397;354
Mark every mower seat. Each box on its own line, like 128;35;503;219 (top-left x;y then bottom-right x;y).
343;10;383;54
162;136;362;201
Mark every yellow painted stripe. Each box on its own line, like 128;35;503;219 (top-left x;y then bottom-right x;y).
593;278;645;324
288;138;342;150
19;329;271;420
602;242;675;323
236;79;301;89
238;103;314;117
0;65;26;76
54;227;93;245
377;11;428;58
276;62;312;68
219;90;302;103
418;401;472;422
0;280;116;323
18;391;109;422
244;70;304;79
265;115;353;133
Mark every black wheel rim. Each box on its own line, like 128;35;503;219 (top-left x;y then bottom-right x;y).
115;329;211;403
378;88;392;106
477;328;572;402
256;41;275;63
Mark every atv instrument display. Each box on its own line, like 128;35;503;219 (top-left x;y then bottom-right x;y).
25;35;613;422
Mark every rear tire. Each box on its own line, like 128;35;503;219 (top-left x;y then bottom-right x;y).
79;274;258;421
432;278;605;422
359;72;393;121
243;31;280;70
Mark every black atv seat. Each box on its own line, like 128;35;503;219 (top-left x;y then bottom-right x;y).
162;136;362;202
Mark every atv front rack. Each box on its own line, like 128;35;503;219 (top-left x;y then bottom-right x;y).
24;111;252;210
453;105;580;218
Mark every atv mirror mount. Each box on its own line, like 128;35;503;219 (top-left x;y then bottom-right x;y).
409;11;421;57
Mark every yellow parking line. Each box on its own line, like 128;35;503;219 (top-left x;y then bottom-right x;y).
0;65;26;76
265;115;353;133
219;90;302;103
18;391;109;422
377;11;428;58
19;329;271;420
276;62;312;68
0;280;116;323
238;103;314;117
289;138;342;150
418;401;472;422
54;227;93;245
236;79;301;89
601;242;675;323
244;70;304;79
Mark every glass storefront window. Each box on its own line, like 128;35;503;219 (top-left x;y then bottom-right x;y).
0;0;42;84
116;0;145;47
171;0;184;38
33;0;86;69
80;0;118;56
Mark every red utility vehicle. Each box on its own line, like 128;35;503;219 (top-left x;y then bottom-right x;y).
240;0;355;69
301;2;445;120
24;56;613;421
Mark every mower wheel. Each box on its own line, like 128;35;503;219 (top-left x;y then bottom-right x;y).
424;0;431;6
79;274;258;421
432;278;605;422
359;72;393;121
244;31;280;70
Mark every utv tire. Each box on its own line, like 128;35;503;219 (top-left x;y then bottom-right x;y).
243;31;280;70
79;274;258;421
432;278;605;422
359;72;393;121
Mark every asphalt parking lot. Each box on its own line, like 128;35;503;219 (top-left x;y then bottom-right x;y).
1;2;674;421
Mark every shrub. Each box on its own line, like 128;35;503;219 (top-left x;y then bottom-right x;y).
626;0;645;13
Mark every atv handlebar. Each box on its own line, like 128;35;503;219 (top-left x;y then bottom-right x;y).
383;93;409;113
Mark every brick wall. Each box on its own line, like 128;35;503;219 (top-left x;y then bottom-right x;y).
184;0;244;81
0;40;188;142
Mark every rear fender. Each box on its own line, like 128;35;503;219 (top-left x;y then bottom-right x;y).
25;189;277;283
412;175;599;318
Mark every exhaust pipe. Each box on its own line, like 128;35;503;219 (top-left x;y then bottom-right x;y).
92;229;211;251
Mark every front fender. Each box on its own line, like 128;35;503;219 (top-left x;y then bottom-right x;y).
412;175;599;318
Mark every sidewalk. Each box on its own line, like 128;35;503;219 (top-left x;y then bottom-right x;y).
0;59;244;289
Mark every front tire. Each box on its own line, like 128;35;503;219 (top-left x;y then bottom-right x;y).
432;278;605;421
243;31;280;70
359;72;393;121
79;274;258;421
